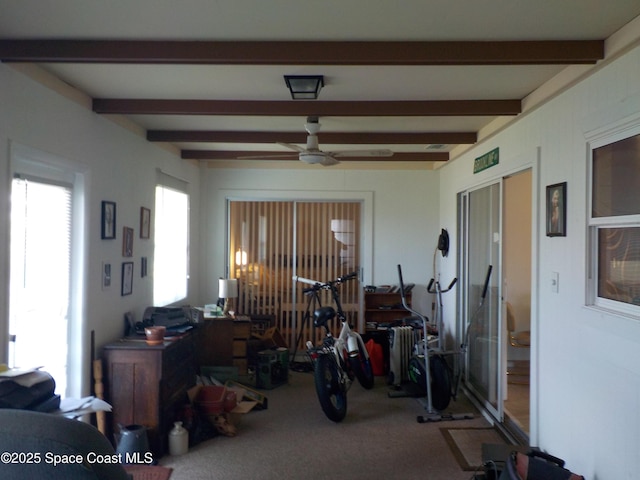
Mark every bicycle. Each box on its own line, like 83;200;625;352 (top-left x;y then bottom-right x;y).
293;272;375;422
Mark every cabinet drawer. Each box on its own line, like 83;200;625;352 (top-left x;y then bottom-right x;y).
233;358;248;375
232;339;247;357
233;321;251;338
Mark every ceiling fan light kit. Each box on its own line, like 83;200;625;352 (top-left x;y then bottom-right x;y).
284;75;324;99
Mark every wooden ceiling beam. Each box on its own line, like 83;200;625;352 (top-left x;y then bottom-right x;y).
0;40;604;65
95;99;521;116
147;130;477;144
181;150;449;161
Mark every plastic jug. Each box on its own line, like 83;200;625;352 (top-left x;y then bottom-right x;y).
169;421;189;456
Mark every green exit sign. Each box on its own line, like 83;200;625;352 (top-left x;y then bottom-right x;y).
474;148;499;174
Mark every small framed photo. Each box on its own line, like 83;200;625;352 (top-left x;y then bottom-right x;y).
141;256;148;278
101;201;116;239
140;207;151;239
121;261;134;296
546;182;567;237
122;227;134;257
102;262;112;290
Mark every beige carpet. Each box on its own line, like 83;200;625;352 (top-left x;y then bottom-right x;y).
441;427;509;471
160;371;498;480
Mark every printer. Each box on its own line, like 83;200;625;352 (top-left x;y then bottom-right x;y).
138;306;193;334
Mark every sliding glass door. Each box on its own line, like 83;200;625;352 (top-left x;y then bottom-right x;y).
228;200;361;350
460;182;503;419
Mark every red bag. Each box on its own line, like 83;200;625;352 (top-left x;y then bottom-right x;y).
365;339;384;376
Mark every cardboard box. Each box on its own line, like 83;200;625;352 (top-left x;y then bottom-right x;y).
224;380;268;410
261;327;287;349
187;384;259;427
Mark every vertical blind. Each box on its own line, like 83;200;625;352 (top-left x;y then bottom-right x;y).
229;200;361;350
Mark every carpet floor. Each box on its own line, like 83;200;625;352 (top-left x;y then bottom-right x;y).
160;370;502;480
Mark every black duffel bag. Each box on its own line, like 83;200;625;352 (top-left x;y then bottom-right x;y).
499;450;585;480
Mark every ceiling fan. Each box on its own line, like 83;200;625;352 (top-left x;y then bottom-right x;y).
281;117;394;166
241;117;394;166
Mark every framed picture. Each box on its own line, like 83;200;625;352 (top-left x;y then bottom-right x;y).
102;262;112;290
121;261;134;296
140;207;151;239
546;182;567;237
141;256;148;278
122;227;134;257
101;201;116;239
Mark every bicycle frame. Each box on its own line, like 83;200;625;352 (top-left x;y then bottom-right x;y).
317;311;366;388
294;272;374;422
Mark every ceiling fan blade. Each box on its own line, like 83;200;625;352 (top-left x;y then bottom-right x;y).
236;153;298;159
320;156;339;166
277;142;304;152
331;149;394;158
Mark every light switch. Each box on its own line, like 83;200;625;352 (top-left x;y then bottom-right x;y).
551;271;559;293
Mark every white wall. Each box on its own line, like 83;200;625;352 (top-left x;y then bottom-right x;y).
0;64;201;395
438;35;640;480
198;166;441;315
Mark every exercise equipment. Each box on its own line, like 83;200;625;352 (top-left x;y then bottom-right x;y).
396;264;492;422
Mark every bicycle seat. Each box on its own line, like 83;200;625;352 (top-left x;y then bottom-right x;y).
314;306;336;328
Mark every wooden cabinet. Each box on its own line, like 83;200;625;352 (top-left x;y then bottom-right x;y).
364;291;411;330
102;333;196;457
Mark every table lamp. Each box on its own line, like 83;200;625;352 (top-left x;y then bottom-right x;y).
219;278;238;316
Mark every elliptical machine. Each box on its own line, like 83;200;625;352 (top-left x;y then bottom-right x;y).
396;264;492;422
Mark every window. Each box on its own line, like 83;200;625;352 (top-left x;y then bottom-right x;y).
589;128;640;315
153;174;189;306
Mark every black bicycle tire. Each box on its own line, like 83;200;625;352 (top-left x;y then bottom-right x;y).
314;353;347;422
430;354;452;411
348;336;375;390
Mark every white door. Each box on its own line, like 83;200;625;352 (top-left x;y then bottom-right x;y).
9;176;72;397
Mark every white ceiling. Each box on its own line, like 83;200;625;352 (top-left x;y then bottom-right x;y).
2;0;640;167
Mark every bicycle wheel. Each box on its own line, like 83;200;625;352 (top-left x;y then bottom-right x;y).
349;336;375;390
430;354;451;411
314;353;347;422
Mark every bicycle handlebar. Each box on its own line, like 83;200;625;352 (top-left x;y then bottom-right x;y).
292;275;320;286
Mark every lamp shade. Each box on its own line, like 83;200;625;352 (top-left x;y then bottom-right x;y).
218;278;238;298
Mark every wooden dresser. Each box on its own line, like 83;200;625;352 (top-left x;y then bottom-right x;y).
102;333;196;457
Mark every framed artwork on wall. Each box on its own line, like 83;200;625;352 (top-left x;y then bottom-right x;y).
140;207;151;239
102;262;111;290
122;226;134;257
121;261;133;296
101;201;116;239
141;256;148;278
546;182;567;237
